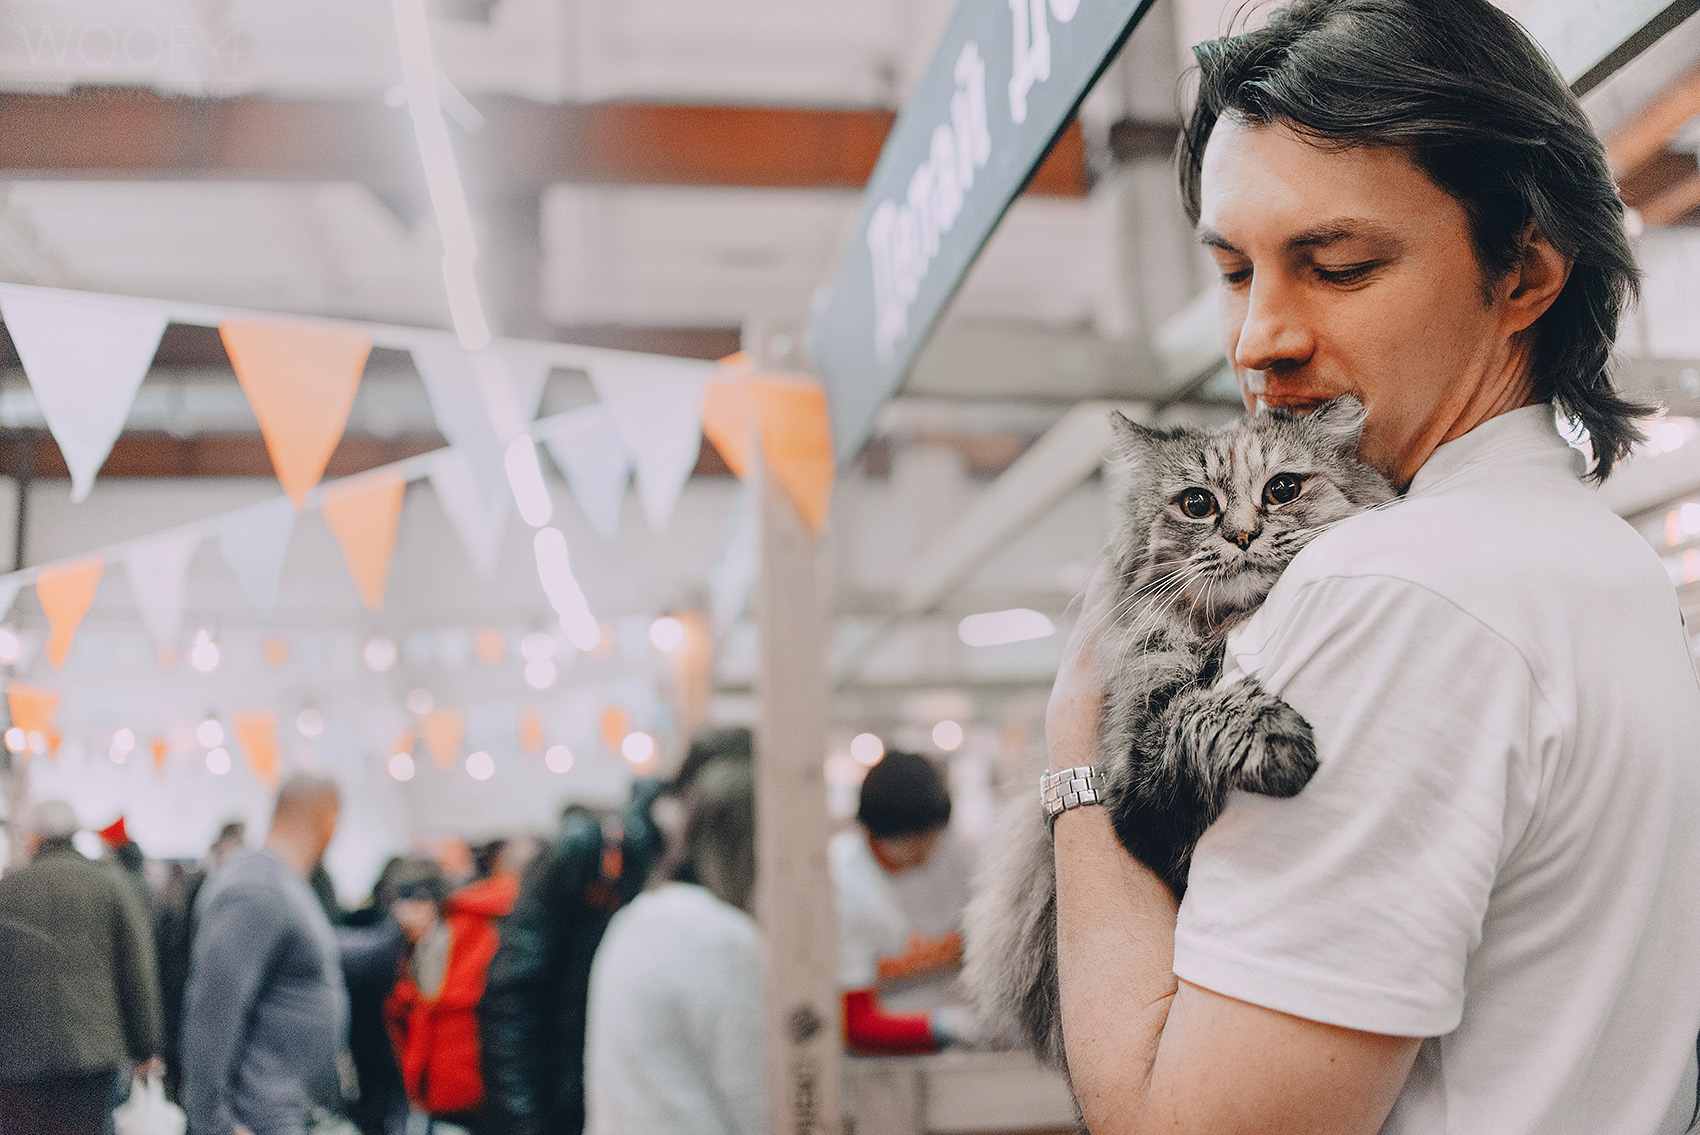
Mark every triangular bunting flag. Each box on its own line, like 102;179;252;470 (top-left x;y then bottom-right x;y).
497;342;553;425
428;451;509;579
589;359;706;532
413;341;553;509
0;288;167;503
6;681;59;736
753;377;835;534
321;473;406;612
0;575;21;623
537;406;631;540
419;707;464;770
220;319;371;508
150;736;168;771
124;531;199;651
36;556;103;670
217;498;296;618
700;376;761;480
519;704;545;754
232;710;282;790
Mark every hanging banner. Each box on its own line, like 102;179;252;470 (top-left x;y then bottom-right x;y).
0;288;167;502
589;359;707;533
6;681;59;736
220;319;372;508
36;556;104;670
807;0;1156;459
321;473;407;612
232;710;282;790
124;531;200;651
217;498;297;618
536;405;632;540
429;451;510;579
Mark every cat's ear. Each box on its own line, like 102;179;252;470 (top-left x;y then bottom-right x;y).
1307;396;1368;454
1108;410;1160;466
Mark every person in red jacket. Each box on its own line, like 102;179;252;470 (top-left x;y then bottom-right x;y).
385;867;520;1129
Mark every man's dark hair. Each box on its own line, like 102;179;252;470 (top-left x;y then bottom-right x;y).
1176;0;1650;479
670;726;752;796
857;750;951;839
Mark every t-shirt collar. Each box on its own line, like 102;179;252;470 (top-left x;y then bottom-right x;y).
1405;404;1584;498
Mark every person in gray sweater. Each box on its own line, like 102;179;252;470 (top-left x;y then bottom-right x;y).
184;775;347;1135
0;799;163;1135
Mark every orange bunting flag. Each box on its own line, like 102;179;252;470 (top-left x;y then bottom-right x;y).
220;319;371;509
598;704;630;755
232;710;282;791
419;708;464;770
150;737;169;771
702;360;835;534
6;681;59;736
519;705;545;754
321;473;406;612
36;557;104;670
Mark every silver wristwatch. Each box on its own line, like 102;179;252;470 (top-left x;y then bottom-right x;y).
1040;765;1104;828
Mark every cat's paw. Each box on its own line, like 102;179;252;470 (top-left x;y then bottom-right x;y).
1223;680;1317;798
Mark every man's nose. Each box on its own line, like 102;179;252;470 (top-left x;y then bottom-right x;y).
1233;274;1314;374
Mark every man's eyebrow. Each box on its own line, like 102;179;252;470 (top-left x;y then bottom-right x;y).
1286;218;1404;252
1196;226;1238;252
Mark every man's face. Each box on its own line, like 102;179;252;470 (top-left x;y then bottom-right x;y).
871;828;943;874
1198;118;1533;489
312;799;340;862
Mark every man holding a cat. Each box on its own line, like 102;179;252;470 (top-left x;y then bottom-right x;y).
1041;1;1700;1132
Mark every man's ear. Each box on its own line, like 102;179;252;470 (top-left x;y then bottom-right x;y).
1307;396;1368;453
1503;224;1572;336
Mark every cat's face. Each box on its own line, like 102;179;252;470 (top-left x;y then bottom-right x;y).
1111;398;1393;629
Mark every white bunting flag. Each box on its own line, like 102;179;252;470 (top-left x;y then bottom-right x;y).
537;405;631;540
430;450;509;578
125;531;200;650
589;359;706;532
413;339;554;509
709;482;759;635
216;498;296;617
0;287;166;502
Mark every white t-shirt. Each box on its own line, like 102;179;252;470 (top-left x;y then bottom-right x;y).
585;883;767;1135
831;828;910;990
1173;406;1700;1133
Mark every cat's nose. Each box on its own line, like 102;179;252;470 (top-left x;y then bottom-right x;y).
1225;528;1258;550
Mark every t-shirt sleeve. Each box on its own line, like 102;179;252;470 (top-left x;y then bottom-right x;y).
1173;573;1553;1038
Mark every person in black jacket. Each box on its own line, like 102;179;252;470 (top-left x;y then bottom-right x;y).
478;779;664;1135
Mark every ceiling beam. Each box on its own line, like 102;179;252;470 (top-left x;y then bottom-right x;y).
0;89;1087;197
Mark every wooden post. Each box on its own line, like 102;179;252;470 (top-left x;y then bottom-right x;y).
753;444;843;1135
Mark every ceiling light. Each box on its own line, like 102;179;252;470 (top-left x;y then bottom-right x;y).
520;631;556;662
364;635;399;672
506;437;554;527
296;709;325;739
545;744;574;774
111;728;135;755
405;688;435;716
4;727;24;753
196;718;224;749
648;616;685;652
0;627;21;665
621;731;656;766
850;733;884;766
932;720;964;752
389;751;416;782
206;746;231;775
466;750;495;780
189;630;220;673
523;658;558;691
958;608;1055;647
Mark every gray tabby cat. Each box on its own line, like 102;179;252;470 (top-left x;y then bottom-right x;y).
962;397;1394;1070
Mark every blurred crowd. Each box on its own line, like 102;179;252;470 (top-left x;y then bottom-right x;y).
0;728;988;1135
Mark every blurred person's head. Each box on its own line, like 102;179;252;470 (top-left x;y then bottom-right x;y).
652;726;754;852
23;799;77;857
857;750;951;873
492;834;542;879
670;759;756;913
266;773;340;877
382;855;448;942
472;839;507;880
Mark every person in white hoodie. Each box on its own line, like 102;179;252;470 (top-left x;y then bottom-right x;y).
584;757;764;1135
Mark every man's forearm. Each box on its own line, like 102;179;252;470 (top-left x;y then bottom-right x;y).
1053;805;1180;1133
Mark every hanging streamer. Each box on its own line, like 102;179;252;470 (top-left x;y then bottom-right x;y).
428;451;509;579
36;557;103;670
217;498;296;618
220;319;371;508
589;359;706;532
321;473;407;612
124;531;200;651
0;288;167;503
537;405;632;540
232;710;282;790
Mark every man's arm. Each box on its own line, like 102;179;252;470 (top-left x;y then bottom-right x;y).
1047;579;1419;1134
183;885;289;1135
109;874;165;1064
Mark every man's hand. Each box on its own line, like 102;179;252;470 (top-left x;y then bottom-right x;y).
132;1057;165;1082
1046;560;1116;771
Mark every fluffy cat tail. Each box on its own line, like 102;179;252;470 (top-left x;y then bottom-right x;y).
963;792;1068;1069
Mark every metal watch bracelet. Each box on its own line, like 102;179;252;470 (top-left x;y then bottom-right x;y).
1040;764;1103;828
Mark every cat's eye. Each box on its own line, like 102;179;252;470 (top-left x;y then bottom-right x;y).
1177;489;1218;519
1263;473;1303;506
